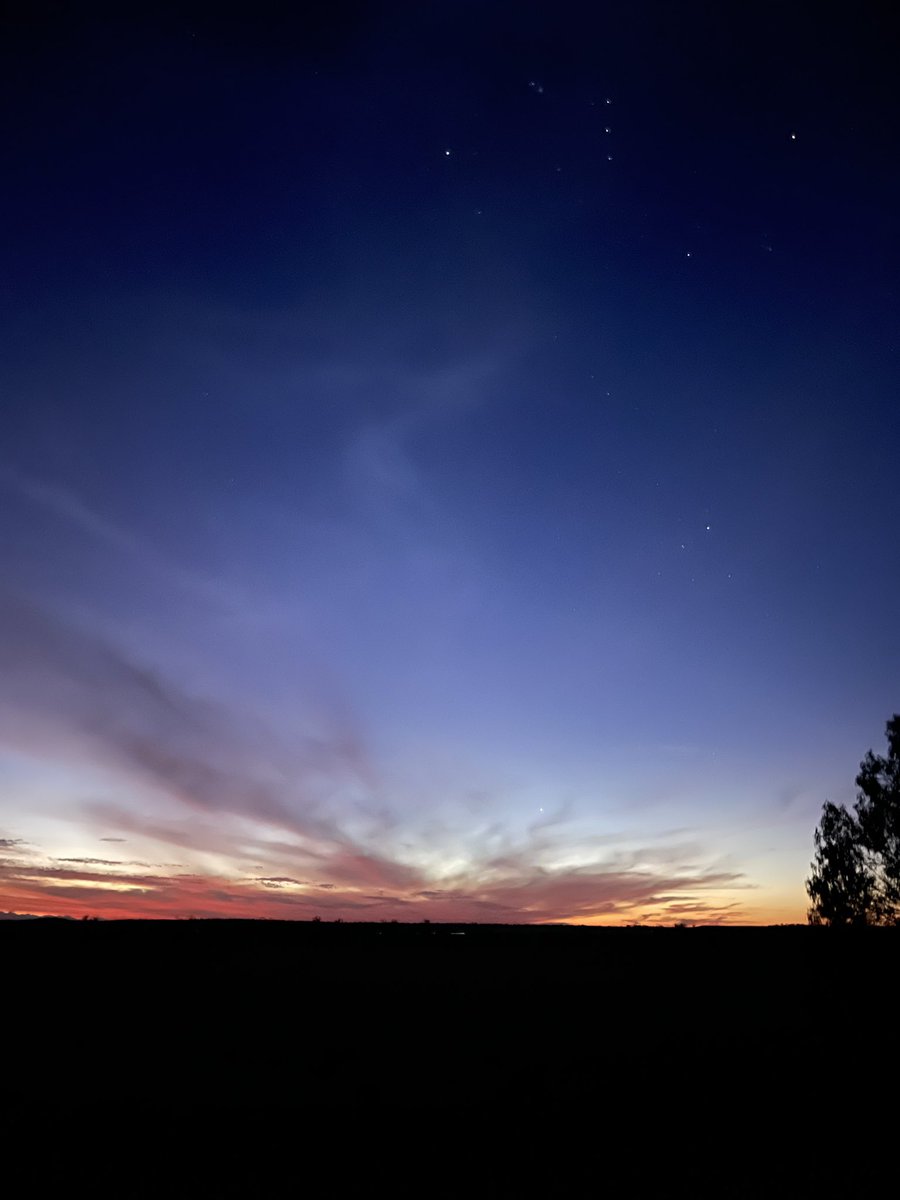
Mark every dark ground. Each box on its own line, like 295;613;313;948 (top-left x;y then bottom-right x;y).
3;920;895;1193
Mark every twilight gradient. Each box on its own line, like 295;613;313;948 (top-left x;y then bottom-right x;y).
1;2;897;923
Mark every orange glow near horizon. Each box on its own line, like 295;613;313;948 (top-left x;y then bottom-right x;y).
0;858;807;925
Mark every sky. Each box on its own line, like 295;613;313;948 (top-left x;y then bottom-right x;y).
1;1;898;924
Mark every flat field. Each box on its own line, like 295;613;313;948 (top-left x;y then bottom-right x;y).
4;921;895;1190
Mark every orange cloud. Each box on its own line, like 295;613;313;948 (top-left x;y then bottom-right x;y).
0;843;755;924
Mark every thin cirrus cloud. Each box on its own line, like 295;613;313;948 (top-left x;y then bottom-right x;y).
0;849;745;924
0;463;223;606
0;461;286;632
0;588;749;923
0;588;371;836
0;464;148;560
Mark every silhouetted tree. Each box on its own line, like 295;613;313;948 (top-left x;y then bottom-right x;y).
806;802;874;925
853;714;900;914
807;715;900;925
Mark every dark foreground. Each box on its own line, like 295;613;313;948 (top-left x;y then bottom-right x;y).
4;920;896;1192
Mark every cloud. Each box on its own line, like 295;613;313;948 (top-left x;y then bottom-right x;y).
56;858;127;867
0;590;752;925
776;783;805;811
0;465;148;559
342;359;500;510
0;827;746;924
0;464;233;609
0;591;374;844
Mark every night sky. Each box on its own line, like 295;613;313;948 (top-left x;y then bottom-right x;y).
1;1;898;923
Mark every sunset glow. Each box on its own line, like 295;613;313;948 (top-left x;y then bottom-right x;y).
2;4;897;927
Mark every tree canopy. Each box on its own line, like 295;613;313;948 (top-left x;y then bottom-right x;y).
807;715;900;925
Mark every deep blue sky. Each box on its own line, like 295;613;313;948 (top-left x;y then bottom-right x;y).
1;1;898;922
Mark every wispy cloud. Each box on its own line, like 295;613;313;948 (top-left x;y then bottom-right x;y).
0;465;148;559
0;464;242;611
0;590;752;924
56;857;129;867
342;359;500;510
0;832;747;924
0;590;372;839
